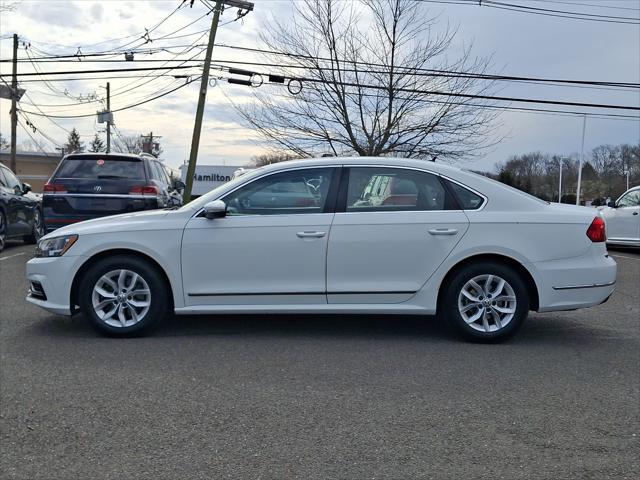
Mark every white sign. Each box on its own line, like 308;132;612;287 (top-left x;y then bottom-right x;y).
180;164;238;196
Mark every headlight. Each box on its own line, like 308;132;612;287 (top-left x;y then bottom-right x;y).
35;235;78;258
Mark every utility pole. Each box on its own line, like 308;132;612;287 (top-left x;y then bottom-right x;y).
183;0;254;203
576;114;587;206
10;33;18;173
106;82;111;153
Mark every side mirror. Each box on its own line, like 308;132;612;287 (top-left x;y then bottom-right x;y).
607;200;617;208
172;180;186;192
22;182;32;194
203;200;227;219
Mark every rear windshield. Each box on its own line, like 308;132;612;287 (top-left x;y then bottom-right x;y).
55;156;146;180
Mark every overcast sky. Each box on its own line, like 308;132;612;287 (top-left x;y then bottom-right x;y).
0;0;638;172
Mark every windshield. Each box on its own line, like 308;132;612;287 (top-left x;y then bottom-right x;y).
179;166;267;211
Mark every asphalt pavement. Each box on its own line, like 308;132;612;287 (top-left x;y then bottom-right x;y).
1;241;638;480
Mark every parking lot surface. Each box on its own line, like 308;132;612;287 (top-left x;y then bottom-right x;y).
1;242;638;480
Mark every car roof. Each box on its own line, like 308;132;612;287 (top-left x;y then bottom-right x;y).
64;152;145;161
258;156;464;176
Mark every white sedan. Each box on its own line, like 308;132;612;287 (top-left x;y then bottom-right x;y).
599;186;640;248
26;158;617;342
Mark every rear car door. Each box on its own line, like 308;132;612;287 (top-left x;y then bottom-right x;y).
43;155;158;231
326;166;470;304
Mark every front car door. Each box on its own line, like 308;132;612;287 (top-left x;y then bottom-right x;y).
607;189;640;244
326;166;470;304
181;166;339;307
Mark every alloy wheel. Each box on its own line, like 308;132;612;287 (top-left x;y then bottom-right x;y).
92;269;151;328
457;274;517;333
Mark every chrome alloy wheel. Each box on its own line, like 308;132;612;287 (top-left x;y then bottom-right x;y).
92;269;151;328
457;274;517;333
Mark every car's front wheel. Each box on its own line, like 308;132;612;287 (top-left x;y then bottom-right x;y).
442;262;530;342
78;255;170;337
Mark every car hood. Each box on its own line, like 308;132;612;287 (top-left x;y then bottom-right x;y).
41;208;178;240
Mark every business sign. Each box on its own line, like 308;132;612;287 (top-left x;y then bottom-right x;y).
180;164;238;196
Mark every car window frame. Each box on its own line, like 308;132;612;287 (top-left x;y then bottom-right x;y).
1;166;22;194
0;166;8;188
616;190;640;208
335;166;463;213
196;166;342;218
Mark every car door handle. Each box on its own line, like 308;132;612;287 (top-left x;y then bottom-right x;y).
428;228;458;236
296;231;326;238
633;212;638;215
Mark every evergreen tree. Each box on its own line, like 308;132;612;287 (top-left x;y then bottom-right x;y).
65;128;85;153
89;133;105;153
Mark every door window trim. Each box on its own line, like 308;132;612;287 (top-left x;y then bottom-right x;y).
193;165;343;219
335;165;486;213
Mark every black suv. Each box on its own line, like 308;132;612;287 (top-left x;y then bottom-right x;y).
42;153;185;232
0;163;44;252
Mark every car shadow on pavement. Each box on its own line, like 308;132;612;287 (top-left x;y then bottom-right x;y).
26;311;620;347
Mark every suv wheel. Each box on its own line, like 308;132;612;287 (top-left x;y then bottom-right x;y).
0;210;6;253
442;261;530;342
79;255;170;337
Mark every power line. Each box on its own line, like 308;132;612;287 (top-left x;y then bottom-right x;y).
18;76;200;118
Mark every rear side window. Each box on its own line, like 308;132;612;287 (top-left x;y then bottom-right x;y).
344;167;456;212
445;180;484;210
55;156;146;180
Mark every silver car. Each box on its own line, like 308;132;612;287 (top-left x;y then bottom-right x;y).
600;186;640;247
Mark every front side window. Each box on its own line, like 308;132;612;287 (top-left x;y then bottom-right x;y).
223;168;335;216
344;167;453;212
617;190;640;208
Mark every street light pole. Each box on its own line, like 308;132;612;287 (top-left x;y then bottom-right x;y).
576;114;587;205
558;157;563;203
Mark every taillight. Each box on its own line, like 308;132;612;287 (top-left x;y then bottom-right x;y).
43;181;66;194
129;185;160;196
586;216;606;242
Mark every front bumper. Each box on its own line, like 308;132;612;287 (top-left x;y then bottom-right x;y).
25;255;86;316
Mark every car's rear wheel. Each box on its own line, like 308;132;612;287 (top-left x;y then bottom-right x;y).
23;208;44;244
442;262;530;342
78;255;170;337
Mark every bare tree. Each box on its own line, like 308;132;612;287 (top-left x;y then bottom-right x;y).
233;0;500;161
251;151;301;167
114;135;143;154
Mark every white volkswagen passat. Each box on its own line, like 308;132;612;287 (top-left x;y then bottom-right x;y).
26;158;616;342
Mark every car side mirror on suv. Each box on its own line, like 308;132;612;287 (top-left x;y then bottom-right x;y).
22;183;32;194
203;200;227;219
172;180;186;192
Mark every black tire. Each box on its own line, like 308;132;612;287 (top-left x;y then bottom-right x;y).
78;255;171;337
441;261;530;343
23;208;44;244
0;209;6;253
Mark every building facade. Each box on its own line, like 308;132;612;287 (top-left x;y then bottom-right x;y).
0;151;61;193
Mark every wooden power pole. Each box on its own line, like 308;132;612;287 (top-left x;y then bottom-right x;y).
182;0;254;203
10;33;18;173
106;82;111;153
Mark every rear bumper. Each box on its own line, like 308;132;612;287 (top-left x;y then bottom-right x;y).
534;249;617;312
43;198;159;232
